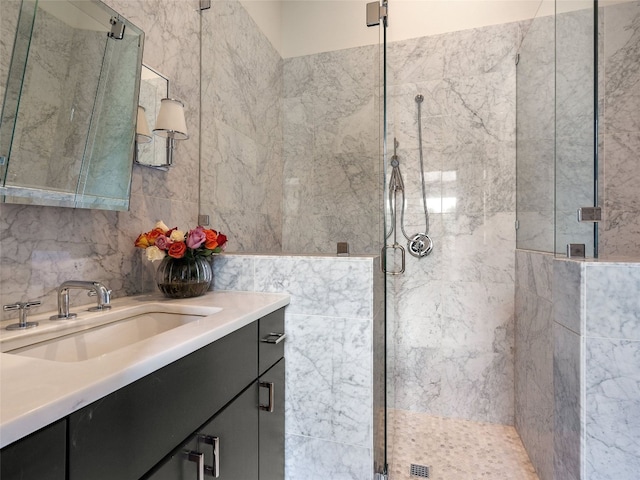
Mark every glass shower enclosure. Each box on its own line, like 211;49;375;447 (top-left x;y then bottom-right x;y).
516;0;598;258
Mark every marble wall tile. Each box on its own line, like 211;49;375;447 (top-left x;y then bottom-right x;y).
553;258;585;334
602;133;640;214
280;44;381;255
515;249;554;301
211;254;256;291
514;249;554;480
585;264;640;340
599;210;640;258
285;313;372;447
602;1;640;135
585;337;640;479
388;21;520;86
549;257;640;480
252;256;373;318
285;434;372;480
599;1;640;257
392;345;514;425
199;0;283;253
554;322;584;480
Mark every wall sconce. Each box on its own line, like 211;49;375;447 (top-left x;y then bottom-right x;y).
136;106;153;144
152;98;189;166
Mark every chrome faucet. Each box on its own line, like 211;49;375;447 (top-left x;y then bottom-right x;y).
50;280;112;320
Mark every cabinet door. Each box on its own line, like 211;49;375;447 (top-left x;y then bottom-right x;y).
0;420;66;480
259;358;285;480
145;383;259;480
200;382;259;480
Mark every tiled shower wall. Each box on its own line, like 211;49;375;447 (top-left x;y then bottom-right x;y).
553;259;640;479
515;250;554;480
212;253;384;480
385;22;523;424
199;0;285;254
280;46;381;254
599;0;640;257
0;0;202;317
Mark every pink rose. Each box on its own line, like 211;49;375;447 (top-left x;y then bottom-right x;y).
154;235;172;250
186;226;206;249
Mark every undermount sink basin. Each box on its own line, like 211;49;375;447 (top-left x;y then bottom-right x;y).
4;303;222;362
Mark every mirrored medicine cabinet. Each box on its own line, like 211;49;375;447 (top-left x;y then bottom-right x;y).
0;0;144;211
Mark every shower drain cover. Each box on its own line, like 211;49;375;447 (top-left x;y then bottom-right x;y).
410;463;430;478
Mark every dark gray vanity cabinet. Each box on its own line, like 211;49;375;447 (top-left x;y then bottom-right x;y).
147;308;286;480
68;321;259;480
1;307;285;480
0;419;66;480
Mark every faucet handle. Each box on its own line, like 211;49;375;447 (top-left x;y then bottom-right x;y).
3;300;41;311
3;300;40;330
87;287;112;311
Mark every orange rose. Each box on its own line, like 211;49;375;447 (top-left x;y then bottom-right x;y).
134;232;150;248
203;229;219;250
146;228;164;245
168;241;187;259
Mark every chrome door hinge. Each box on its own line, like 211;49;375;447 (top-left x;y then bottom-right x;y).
577;206;602;222
108;17;125;40
515;219;520;230
366;1;388;27
515;53;520;65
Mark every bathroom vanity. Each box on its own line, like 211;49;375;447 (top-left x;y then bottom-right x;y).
0;291;289;480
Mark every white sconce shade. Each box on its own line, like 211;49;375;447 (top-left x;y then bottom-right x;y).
136;106;152;144
153;98;188;140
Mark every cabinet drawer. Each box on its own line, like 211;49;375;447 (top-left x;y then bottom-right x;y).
145;383;259;480
69;321;258;480
259;308;285;375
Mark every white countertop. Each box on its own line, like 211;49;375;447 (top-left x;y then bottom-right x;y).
0;290;290;448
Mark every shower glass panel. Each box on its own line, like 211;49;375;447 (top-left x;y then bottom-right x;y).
555;0;597;256
515;0;555;253
516;0;598;257
198;2;386;476
199;1;383;257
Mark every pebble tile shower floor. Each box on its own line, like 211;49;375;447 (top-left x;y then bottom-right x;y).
387;409;539;480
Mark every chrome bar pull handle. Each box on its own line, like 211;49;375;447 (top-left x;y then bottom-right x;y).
259;381;275;413
199;434;219;478
381;243;405;275
184;451;205;480
260;332;286;344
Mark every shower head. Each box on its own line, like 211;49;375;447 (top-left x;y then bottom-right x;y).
415;94;424;103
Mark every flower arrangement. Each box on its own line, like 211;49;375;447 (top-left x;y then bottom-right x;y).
135;220;227;262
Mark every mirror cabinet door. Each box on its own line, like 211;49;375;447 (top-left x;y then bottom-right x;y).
0;0;144;211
